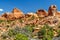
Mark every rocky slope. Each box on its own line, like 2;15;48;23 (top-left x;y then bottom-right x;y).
0;5;60;40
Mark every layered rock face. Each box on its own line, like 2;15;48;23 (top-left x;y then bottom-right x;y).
36;9;48;17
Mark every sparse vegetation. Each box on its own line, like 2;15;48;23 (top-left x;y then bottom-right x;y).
0;13;60;40
19;19;24;23
14;33;28;40
0;19;60;40
7;20;12;24
0;20;6;23
38;24;54;40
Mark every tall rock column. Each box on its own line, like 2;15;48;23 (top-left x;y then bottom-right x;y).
48;5;57;16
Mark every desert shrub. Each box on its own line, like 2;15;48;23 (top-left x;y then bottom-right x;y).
8;29;18;37
4;25;33;39
7;20;12;24
28;15;35;21
38;24;54;40
0;20;6;23
19;19;23;23
2;27;29;40
24;24;33;32
31;15;35;20
56;29;60;37
5;25;10;28
24;24;33;35
1;32;8;39
14;33;28;40
1;34;8;39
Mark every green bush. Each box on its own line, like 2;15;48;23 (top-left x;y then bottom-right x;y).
38;24;54;40
24;24;33;32
8;29;18;37
56;29;60;37
7;20;12;24
21;24;33;38
14;33;28;40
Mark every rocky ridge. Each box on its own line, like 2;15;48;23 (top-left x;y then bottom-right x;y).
0;5;60;26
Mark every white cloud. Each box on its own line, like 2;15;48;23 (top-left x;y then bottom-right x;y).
0;9;3;12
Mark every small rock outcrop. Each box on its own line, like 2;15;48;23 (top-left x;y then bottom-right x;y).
25;12;38;18
12;8;24;19
36;9;48;17
2;12;15;20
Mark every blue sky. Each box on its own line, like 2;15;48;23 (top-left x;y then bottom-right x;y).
0;0;60;14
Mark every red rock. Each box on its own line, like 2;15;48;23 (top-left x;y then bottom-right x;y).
36;9;48;17
25;12;38;18
1;8;25;20
2;12;15;20
12;8;24;19
48;5;57;16
2;13;8;18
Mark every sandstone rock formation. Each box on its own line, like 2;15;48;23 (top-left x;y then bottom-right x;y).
2;12;15;20
2;8;25;20
1;5;60;21
48;5;60;19
25;12;38;18
12;8;24;19
36;9;48;17
48;5;57;16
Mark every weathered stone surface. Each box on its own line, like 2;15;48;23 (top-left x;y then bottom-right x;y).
2;13;7;18
2;12;15;20
36;9;48;17
12;8;24;19
48;5;57;16
25;12;38;18
55;11;60;18
1;8;25;20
